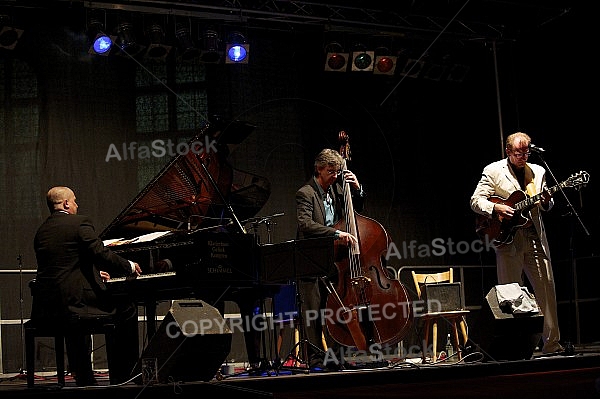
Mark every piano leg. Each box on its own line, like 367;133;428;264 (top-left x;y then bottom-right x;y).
144;299;158;340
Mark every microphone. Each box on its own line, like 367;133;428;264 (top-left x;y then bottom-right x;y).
529;143;545;153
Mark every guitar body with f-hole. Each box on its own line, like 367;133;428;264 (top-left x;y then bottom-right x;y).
475;170;590;247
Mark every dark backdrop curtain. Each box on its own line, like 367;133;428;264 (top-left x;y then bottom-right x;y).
0;20;138;273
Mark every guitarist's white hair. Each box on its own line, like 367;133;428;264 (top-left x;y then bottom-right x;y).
505;132;531;151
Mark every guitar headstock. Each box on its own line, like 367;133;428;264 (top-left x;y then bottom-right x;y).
565;171;590;189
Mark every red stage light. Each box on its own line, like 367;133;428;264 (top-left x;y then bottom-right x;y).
326;53;347;71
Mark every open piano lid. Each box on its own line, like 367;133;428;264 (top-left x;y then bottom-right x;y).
100;121;271;240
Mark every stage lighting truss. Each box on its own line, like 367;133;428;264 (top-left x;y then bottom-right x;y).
145;24;172;61
225;31;249;64
0;25;24;50
323;41;348;72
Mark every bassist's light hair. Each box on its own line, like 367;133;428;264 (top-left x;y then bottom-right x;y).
313;148;343;176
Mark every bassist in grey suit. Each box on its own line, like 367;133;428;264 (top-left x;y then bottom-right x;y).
470;132;562;355
295;148;365;369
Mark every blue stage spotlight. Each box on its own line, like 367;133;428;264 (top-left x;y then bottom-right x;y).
87;16;113;56
92;34;112;55
225;32;249;64
87;19;112;56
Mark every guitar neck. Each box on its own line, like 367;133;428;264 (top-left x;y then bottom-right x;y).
514;183;562;211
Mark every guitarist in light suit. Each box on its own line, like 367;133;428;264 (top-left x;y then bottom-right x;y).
470;132;563;355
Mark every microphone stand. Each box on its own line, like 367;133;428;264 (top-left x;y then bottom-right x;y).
17;254;27;379
534;150;590;356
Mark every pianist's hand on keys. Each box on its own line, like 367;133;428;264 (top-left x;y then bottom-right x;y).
100;270;111;282
100;261;141;283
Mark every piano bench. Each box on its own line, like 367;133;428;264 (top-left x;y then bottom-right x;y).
24;318;118;388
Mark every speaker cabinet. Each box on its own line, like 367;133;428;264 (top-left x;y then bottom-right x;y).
136;300;232;383
472;285;543;361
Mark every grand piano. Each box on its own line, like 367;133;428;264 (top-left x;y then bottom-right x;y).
100;120;273;336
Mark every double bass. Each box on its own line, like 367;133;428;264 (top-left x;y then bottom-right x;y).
325;131;412;351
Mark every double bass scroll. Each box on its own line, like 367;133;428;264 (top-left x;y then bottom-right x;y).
325;131;412;351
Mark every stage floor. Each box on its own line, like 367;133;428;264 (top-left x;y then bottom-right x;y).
1;344;600;399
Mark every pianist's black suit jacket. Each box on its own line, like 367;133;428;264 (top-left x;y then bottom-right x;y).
32;211;133;320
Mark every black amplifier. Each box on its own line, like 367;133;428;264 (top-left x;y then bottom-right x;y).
422;282;463;312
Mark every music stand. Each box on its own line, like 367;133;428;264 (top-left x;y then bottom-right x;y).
260;237;336;283
260;237;336;373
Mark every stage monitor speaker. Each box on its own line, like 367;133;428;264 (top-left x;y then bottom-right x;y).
135;299;232;383
471;285;543;361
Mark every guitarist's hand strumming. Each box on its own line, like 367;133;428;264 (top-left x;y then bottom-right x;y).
494;203;515;219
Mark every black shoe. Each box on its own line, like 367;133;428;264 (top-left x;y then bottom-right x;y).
310;359;342;372
324;360;343;371
309;353;325;368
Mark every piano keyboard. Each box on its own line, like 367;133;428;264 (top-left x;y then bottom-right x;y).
106;271;176;283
